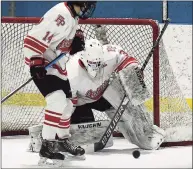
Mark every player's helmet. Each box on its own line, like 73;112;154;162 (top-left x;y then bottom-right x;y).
67;1;97;19
70;29;85;55
80;39;104;78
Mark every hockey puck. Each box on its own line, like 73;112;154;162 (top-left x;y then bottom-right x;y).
132;150;140;159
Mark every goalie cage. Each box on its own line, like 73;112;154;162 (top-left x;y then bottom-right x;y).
1;17;192;147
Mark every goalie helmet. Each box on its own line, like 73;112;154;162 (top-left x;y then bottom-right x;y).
67;1;97;19
80;39;104;78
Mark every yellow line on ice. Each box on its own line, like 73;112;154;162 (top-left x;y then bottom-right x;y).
2;92;46;106
144;98;192;112
2;92;192;112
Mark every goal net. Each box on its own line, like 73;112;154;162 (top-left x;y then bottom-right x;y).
1;17;192;146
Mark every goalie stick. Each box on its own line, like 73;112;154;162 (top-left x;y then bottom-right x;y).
94;18;171;152
1;53;67;103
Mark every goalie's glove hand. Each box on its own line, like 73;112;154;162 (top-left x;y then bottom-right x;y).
30;57;47;79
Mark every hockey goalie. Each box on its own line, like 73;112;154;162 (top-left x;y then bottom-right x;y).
28;37;166;157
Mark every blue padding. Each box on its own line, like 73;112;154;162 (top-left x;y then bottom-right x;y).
2;1;162;23
15;1;59;17
168;1;192;24
2;1;10;16
92;1;162;22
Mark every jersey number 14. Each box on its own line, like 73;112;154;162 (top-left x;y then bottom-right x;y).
43;31;54;43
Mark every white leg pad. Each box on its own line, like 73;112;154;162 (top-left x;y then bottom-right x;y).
103;77;165;150
106;104;166;150
28;120;113;153
28;124;43;152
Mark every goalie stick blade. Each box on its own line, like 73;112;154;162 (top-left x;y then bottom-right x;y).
94;142;104;152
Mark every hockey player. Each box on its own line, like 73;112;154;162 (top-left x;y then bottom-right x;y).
23;1;97;166
65;38;166;150
27;29;114;154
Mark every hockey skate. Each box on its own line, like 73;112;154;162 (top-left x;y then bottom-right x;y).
38;139;65;167
57;138;86;160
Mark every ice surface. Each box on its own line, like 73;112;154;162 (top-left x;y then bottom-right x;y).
1;136;192;168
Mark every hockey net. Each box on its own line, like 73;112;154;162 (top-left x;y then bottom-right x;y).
1;17;192;146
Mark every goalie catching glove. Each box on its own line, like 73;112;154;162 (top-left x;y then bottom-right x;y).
30;57;47;79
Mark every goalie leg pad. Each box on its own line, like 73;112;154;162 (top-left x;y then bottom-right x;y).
106;104;166;150
28;121;113;153
104;74;165;150
28;124;43;152
69;120;113;147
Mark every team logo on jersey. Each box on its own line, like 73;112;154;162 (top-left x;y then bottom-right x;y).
85;80;109;100
55;14;65;26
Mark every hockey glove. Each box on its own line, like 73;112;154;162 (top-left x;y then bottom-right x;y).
30;57;47;79
70;29;85;55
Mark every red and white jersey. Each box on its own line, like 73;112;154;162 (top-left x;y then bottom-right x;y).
66;44;139;106
23;2;78;80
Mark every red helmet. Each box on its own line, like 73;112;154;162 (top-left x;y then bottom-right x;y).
67;1;97;19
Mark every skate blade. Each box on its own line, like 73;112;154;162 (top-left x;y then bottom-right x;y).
61;152;86;161
38;157;64;167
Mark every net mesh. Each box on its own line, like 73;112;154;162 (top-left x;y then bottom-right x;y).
1;18;192;145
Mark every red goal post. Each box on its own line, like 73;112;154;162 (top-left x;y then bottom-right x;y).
1;17;192;147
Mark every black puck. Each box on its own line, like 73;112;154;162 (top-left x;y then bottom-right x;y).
132;150;140;158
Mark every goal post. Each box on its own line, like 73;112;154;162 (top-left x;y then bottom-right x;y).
1;17;192;147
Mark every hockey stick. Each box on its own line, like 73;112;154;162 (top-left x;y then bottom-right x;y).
94;18;171;152
1;53;67;103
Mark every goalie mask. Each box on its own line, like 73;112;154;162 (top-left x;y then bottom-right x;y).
80;39;104;78
67;1;97;19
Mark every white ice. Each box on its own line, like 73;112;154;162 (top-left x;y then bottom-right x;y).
1;136;192;168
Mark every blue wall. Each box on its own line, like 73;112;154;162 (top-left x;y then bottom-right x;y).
10;1;58;17
168;1;192;24
92;1;162;21
1;1;10;16
1;1;192;24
